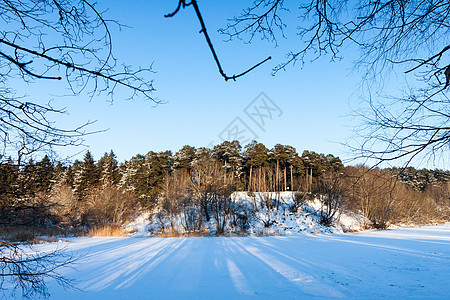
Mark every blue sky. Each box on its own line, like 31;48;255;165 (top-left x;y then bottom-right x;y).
29;1;366;163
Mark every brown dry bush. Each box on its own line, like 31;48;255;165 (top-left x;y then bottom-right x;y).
80;185;139;227
342;166;447;228
425;182;450;220
344;166;405;229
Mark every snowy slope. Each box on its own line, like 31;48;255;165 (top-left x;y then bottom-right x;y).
8;223;450;299
233;191;365;235
132;191;365;237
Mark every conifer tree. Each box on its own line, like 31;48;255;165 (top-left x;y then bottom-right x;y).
97;151;119;188
270;144;290;191
72;151;99;200
0;157;19;213
213;140;243;172
35;155;54;194
119;154;149;200
173;145;196;171
145;151;173;195
284;146;302;191
243;141;269;191
212;140;244;188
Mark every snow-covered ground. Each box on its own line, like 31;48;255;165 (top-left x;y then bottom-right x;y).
10;223;450;299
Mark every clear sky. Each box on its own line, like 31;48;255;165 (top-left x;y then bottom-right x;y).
24;1;378;164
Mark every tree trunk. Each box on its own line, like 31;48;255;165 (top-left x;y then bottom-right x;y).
259;166;262;192
309;168;313;192
290;165;293;191
263;167;266;192
249;166;252;191
147;162;151;189
276;160;279;191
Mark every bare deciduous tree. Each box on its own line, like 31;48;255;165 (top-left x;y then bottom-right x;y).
317;171;344;226
345;166;399;228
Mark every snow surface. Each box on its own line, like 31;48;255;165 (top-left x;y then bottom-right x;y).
10;224;450;299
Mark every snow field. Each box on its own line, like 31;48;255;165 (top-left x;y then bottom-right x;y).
18;223;450;299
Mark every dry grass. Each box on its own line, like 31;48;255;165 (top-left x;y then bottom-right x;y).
89;225;126;237
0;226;71;243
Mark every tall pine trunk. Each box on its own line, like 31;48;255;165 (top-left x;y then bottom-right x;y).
249;165;252;191
290;165;294;191
259;166;262;192
276;160;279;192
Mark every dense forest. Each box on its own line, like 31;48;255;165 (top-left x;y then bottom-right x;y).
1;140;449;238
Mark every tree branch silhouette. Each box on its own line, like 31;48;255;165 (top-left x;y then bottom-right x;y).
221;0;450;167
0;0;156;160
165;0;271;81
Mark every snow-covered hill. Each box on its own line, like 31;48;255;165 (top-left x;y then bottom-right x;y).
233;191;365;235
127;191;365;236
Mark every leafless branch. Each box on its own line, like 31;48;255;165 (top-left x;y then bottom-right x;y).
0;241;78;298
165;0;271;81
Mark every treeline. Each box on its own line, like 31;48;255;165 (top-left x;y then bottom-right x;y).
0;140;449;236
0;151;138;230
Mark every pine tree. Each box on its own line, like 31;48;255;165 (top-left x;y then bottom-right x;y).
270;144;291;191
0;157;19;211
284;145;301;191
213;140;242;171
173;145;196;171
243;141;269;191
97;150;119;188
35;155;54;194
72;151;99;200
212;140;243;188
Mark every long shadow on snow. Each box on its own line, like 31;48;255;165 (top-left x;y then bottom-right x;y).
226;237;346;298
76;238;187;291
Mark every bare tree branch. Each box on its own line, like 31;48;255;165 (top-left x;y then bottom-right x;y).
165;0;271;81
0;241;78;298
0;0;156;160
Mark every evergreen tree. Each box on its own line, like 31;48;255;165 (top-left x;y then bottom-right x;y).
72;151;99;200
97;150;119;187
146;150;173;189
284;145;302;191
0;157;19;211
119;154;148;196
269;144;290;191
18;159;40;199
173;145;196;171
119;151;174;206
213;141;242;168
243;141;269;191
192;147;212;167
244;141;269;167
325;154;344;173
212;140;243;185
35;155;54;193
